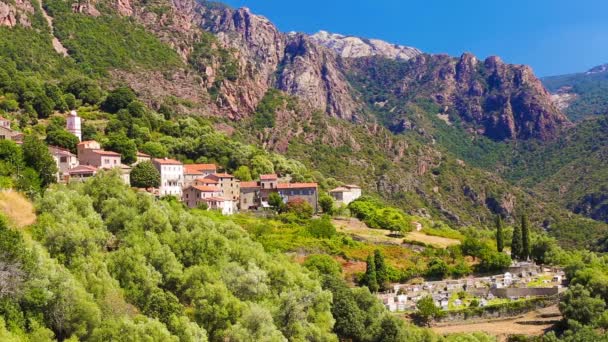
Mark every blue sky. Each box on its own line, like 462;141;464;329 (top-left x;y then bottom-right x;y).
219;0;608;76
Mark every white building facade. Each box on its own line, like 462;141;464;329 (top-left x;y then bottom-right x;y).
329;184;362;206
153;158;184;197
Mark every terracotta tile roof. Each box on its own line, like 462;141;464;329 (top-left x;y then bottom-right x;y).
191;185;222;192
330;187;349;193
184;163;217;174
48;146;76;157
202;197;232;202
344;184;361;189
213;173;235;178
240;181;260;189
137;151;150;157
68;165;97;174
153;158;183;165
194;177;219;184
277;182;318;189
260;174;278;180
92;150;121;156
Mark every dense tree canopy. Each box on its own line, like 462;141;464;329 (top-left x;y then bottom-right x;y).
130;161;160;188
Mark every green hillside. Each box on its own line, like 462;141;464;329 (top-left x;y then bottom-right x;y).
1;1;608;340
542;66;608;121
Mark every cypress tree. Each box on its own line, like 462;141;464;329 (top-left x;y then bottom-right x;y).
521;214;531;261
511;223;523;260
374;249;387;291
496;215;504;253
364;254;379;292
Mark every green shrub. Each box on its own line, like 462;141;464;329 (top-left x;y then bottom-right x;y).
307;216;336;239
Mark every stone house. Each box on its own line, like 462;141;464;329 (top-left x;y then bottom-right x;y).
205;173;240;202
183;164;217;185
329;184;362;206
277;183;319;212
182;185;223;208
76;140;131;184
193;177;219;187
260;174;279;190
49;146;79;182
77;141;121;168
240;181;260;211
0;122;23;143
152;158;184;197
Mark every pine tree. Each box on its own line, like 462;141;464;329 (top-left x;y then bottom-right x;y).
521;214;531;261
364;254;379;292
511;223;523;260
496;215;504;253
374;249;387;291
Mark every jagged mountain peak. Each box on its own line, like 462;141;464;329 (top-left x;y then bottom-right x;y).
309;30;422;61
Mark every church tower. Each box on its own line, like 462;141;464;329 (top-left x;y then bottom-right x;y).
66;110;82;141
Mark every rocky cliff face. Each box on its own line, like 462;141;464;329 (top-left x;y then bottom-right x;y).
348;53;570;141
0;0;34;27
198;6;361;120
198;6;286;116
310;30;421;61
278;34;359;120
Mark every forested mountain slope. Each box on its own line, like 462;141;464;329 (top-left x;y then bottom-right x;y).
543;64;608;121
499;116;608;224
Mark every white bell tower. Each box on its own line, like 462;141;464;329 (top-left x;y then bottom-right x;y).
66;110;82;141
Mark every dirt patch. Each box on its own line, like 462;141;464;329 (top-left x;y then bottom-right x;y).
0;191;36;228
333;218;460;249
432;305;561;341
405;231;460;248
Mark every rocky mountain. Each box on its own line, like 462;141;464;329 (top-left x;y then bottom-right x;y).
18;0;564;142
346;53;570;141
196;3;568;141
543;64;608;121
309;30;422;60
0;0;587;228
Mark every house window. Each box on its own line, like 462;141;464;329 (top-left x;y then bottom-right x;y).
60;157;67;163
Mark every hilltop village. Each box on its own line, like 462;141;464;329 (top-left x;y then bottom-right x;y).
1;111;361;214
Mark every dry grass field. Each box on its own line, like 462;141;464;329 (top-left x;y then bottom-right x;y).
0;191;36;228
333;218;460;248
405;231;461;248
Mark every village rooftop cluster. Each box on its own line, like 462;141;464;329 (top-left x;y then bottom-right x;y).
379;262;566;313
0;112;362;214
